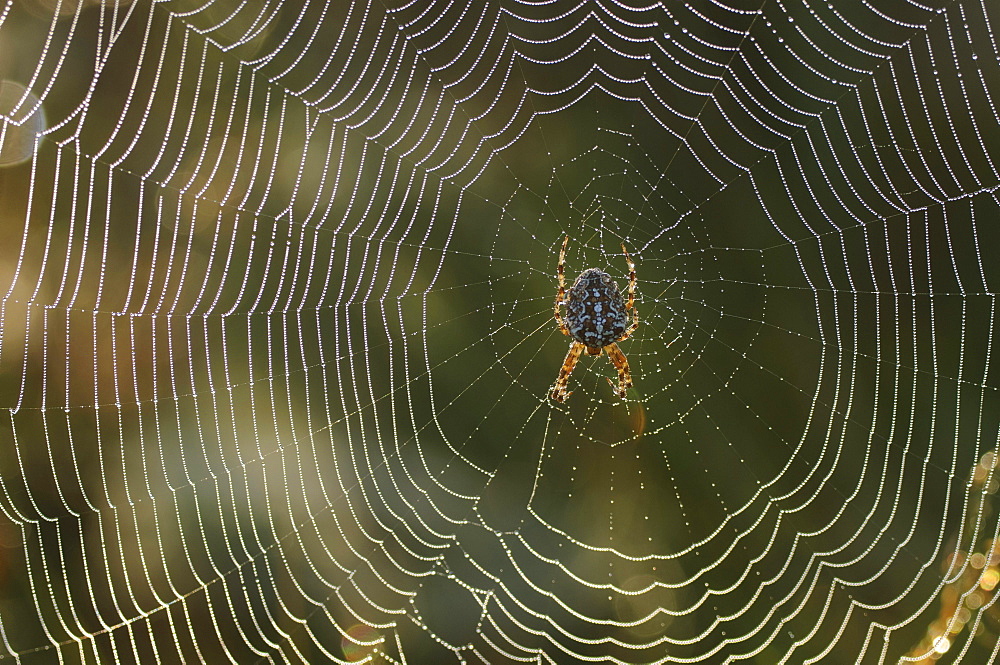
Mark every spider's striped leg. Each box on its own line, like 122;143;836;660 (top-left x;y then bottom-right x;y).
551;341;584;402
554;236;570;335
604;342;632;398
621;242;636;311
617;304;639;343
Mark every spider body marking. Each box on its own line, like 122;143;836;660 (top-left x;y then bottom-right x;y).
563;268;629;350
550;236;638;402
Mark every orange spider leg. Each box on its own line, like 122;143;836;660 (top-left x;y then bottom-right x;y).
554;235;570;336
617;243;640;344
604;342;632;398
551;341;585;402
617;305;640;344
621;243;636;311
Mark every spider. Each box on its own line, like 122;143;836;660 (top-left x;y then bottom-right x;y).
550;236;638;402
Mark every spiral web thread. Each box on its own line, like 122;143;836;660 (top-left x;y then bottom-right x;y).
0;0;999;662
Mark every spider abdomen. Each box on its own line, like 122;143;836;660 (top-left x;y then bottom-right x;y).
564;268;628;348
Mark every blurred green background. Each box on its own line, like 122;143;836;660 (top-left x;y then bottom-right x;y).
0;0;998;663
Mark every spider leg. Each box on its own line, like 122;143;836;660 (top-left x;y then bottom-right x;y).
604;342;632;398
615;241;640;343
554;235;570;336
616;303;639;343
621;242;636;311
551;341;585;402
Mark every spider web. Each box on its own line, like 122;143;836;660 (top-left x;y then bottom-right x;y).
0;0;998;662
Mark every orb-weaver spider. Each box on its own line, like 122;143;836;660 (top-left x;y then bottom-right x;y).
550;236;638;402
